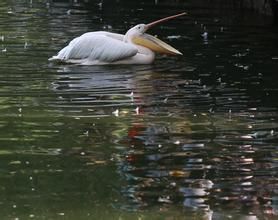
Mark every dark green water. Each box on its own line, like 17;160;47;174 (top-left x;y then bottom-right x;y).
0;0;277;219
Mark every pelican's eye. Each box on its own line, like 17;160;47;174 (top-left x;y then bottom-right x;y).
136;25;144;31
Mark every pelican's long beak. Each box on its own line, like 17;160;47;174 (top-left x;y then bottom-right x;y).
133;12;186;55
145;12;187;30
133;34;182;55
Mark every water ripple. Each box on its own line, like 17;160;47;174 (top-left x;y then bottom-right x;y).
0;0;277;219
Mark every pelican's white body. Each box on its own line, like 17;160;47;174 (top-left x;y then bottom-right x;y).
49;31;155;65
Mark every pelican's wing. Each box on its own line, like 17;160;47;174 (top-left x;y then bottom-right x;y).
49;32;138;63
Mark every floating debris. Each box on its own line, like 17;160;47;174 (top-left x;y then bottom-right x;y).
234;63;250;70
87;160;107;166
112;109;119;117
202;32;208;42
158;196;172;203
128;91;134;97
232;52;248;57
228;109;232;120
57;213;65;216
9;160;21;165
103;25;112;30
7;9;14;14
250;131;274;139
169;170;190;177
208;108;214;113
166;35;182;40
170;182;176;187
97;1;103;10
135;106;140;115
128;91;134;101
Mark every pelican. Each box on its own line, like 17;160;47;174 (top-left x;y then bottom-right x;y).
49;12;186;65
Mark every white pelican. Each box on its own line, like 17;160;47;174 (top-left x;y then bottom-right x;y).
49;12;186;65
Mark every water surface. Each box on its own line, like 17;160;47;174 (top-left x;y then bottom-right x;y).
0;0;277;219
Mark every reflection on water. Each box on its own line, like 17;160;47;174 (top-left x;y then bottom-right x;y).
0;0;278;219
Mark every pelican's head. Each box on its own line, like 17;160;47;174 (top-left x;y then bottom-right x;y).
124;13;186;55
123;24;148;42
127;24;147;35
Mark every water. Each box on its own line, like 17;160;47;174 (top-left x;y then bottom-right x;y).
0;0;278;219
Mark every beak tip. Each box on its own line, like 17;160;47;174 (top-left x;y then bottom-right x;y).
174;50;183;56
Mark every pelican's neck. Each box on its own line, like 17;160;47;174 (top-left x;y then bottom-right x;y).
123;26;142;43
123;32;133;43
123;30;155;64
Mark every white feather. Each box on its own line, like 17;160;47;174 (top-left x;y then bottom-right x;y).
49;31;138;64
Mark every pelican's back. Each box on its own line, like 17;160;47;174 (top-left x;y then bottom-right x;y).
49;31;138;65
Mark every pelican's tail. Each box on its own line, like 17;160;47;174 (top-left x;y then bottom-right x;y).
48;45;72;62
48;56;61;62
48;54;86;65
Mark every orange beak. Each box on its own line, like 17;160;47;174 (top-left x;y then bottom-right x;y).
145;12;187;30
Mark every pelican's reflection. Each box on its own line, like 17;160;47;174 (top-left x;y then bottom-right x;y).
118;120;214;216
51;65;214;216
49;65;277;219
